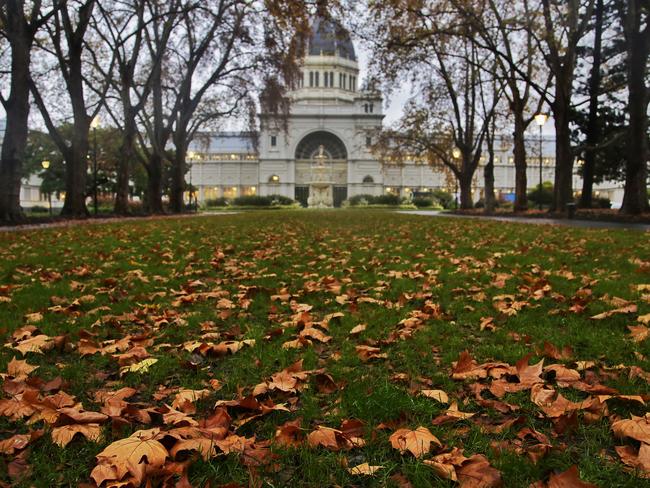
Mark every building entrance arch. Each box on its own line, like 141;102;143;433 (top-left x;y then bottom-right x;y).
294;131;348;207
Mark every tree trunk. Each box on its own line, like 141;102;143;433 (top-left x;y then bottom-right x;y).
580;0;604;209
0;7;31;223
459;173;473;209
60;82;90;217
169;141;187;213
551;83;575;213
620;0;650;215
61;124;90;218
484;141;496;214
512;110;528;212
146;154;165;214
114;115;136;215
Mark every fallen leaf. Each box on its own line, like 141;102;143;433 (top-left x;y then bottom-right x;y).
93;428;167;485
348;463;382;475
628;325;649;343
421;390;449;404
51;424;102;447
612;414;650;444
119;357;158;376
390;426;441;457
546;465;598;487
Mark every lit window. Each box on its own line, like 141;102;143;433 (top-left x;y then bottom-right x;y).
269;174;280;183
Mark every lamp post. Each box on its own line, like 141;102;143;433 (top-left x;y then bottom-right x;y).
452;147;461;209
41;160;52;216
187;151;195;212
90;116;100;215
534;113;548;211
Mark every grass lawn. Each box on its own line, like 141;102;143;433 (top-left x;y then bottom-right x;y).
0;210;648;487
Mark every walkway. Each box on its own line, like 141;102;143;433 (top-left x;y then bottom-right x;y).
397;210;650;231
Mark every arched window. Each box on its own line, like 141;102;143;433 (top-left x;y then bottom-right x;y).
362;175;374;183
295;131;348;160
268;174;280;183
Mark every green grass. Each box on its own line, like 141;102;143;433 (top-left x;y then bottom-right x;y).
0;210;648;487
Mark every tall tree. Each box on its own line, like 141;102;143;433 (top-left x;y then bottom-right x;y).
537;0;595;212
365;1;499;209
92;0;153;215
619;0;650;214
454;0;548;212
0;0;59;223
29;0;112;217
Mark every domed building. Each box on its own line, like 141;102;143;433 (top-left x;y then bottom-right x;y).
184;17;625;208
187;16;397;207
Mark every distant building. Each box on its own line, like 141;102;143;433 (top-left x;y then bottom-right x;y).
187;17;624;208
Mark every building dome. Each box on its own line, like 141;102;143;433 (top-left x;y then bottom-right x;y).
307;16;356;61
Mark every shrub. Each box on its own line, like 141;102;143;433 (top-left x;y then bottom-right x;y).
527;182;554;207
593;197;612;209
233;195;272;206
430;190;454;209
372;194;401;206
29;205;49;213
412;197;434;208
205;197;230;207
348;194;374;206
268;194;295;206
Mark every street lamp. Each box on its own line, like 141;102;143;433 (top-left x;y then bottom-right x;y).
41;160;52;216
452;147;461;208
90;116;100;215
534;113;548;211
187;151;196;212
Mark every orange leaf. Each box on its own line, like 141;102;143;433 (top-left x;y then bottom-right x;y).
546;465;598;487
389;426;441;457
51;423;102;447
612;414;650;444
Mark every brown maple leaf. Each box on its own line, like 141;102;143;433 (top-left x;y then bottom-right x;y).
612;414;650;444
51;423;102;447
389;426;441;457
92;428;168;485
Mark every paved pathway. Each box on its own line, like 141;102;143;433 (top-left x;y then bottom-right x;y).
397;210;650;231
0;211;234;233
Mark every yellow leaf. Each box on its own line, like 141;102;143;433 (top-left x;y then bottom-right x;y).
119;358;158;376
421;390;449;404
348;463;383;475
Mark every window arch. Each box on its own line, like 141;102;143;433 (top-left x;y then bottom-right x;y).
362;175;374;183
268;174;280;183
295;131;348;160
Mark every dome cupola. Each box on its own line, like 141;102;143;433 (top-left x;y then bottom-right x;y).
307;16;356;61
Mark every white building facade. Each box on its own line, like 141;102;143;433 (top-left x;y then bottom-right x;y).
186;17;624;208
8;17;625;210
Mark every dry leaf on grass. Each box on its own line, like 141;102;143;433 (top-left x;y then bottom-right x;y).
390;426;441;458
51;423;102;447
347;463;383;475
421;390;450;404
92;428;168;485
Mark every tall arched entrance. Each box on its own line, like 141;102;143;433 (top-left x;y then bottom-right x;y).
294;131;348;207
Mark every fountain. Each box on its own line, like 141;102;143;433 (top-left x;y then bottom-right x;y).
307;145;334;208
